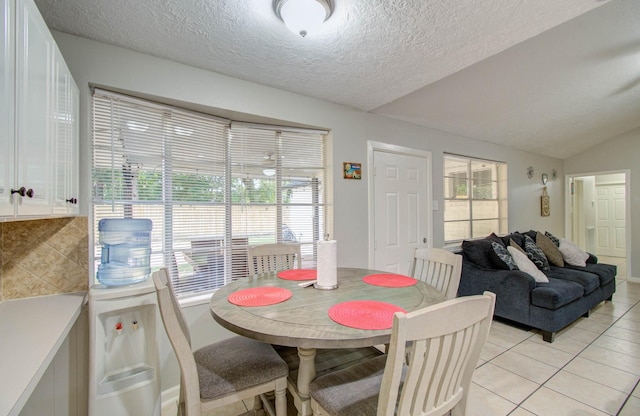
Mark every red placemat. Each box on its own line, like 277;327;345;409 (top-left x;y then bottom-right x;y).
277;269;317;281
363;273;417;287
328;300;407;330
228;287;292;307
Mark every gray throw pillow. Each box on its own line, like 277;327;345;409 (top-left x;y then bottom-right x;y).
491;241;518;270
524;234;550;271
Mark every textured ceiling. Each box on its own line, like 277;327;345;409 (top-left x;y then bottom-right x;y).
34;0;639;159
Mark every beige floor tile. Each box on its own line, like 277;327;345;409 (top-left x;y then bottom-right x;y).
480;340;508;362
574;317;614;333
592;301;634;318
588;312;619;326
202;401;249;416
487;324;534;349
604;326;640;344
520;386;609;416
491;351;558;385
592;334;640;359
466;383;517;416
633;383;640;398
529;333;589;355
580;345;640;376
511;340;574;368
545;370;628;414
563;356;639;394
509;408;537;416
472;363;539;404
557;326;601;344
618;396;640;416
615;317;640;332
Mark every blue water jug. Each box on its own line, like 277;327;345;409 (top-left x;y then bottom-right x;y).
97;218;153;286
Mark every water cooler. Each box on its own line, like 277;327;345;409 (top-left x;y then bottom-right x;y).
89;219;160;416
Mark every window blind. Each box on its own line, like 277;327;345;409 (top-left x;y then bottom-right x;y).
92;89;329;298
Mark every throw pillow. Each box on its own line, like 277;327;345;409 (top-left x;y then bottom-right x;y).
491;241;518;270
536;231;564;267
507;246;549;283
461;239;495;269
509;238;526;254
524;234;550;271
545;231;561;247
558;238;590;267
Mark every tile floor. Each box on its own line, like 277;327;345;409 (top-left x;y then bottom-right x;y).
164;275;640;416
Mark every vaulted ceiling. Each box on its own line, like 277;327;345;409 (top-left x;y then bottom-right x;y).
35;0;640;159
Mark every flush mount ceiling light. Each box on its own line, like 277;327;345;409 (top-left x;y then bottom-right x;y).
273;0;334;37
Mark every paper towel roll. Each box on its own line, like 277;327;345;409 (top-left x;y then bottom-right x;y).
316;240;338;289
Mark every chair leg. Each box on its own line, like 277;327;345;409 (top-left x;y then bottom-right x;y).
253;395;265;415
274;380;287;416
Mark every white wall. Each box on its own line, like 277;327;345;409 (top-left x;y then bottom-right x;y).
565;129;639;278
52;31;566;392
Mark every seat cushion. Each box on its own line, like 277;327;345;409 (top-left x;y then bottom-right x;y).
531;278;583;310
565;263;617;287
310;354;388;416
545;267;600;295
194;336;288;401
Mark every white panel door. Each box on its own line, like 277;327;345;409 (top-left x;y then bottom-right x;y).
0;0;15;216
373;150;429;274
595;184;626;257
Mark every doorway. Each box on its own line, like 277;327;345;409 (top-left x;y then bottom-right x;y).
566;171;629;279
367;141;432;274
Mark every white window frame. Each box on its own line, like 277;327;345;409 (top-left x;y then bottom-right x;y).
443;153;508;244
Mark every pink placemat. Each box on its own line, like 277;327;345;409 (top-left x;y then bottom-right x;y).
228;287;292;307
277;269;317;281
363;273;418;287
328;300;407;330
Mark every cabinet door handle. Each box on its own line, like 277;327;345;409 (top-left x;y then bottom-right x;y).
66;197;77;204
11;187;26;197
26;188;34;198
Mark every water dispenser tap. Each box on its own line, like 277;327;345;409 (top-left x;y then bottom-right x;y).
115;322;123;334
132;320;139;331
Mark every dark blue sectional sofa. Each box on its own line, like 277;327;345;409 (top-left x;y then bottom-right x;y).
457;232;616;342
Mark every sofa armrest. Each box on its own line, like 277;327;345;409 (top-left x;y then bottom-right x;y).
586;253;598;264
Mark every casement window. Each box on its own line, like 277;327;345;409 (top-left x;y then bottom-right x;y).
92;89;329;299
443;154;507;244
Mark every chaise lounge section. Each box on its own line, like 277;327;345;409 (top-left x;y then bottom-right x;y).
457;231;616;342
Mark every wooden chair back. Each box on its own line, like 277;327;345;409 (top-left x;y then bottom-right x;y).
410;247;462;300
248;243;301;276
379;291;496;416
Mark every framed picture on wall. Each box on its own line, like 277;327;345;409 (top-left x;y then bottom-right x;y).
343;162;361;179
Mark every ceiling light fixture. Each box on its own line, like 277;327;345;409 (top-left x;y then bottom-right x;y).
273;0;333;37
263;168;276;177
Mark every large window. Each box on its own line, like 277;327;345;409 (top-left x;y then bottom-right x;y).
443;154;507;243
92;89;329;298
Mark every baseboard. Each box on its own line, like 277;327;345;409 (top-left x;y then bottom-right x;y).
161;385;180;415
626;276;640;283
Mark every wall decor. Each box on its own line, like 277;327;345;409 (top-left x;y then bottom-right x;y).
541;186;550;217
551;169;557;181
541;173;548;185
343;162;361;179
527;166;534;179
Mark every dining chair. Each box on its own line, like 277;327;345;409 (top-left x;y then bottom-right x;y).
410;247;463;300
247;243;301;276
309;291;496;416
152;268;288;416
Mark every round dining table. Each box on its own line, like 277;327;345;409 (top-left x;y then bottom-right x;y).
210;267;445;416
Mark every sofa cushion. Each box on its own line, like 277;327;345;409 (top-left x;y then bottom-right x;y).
565;263;617;287
524;235;550;271
491;241;518;270
508;246;549;283
536;231;564;267
502;232;525;248
545;267;599;295
531;278;584;310
559;238;589;267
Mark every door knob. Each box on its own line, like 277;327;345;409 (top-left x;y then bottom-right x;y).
11;187;26;197
26;188;34;198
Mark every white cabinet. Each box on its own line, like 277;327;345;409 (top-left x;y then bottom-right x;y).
0;0;15;217
1;0;79;220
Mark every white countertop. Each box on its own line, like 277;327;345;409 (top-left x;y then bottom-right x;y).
0;292;87;416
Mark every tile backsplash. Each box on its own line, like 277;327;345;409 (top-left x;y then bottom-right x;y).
0;217;89;300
